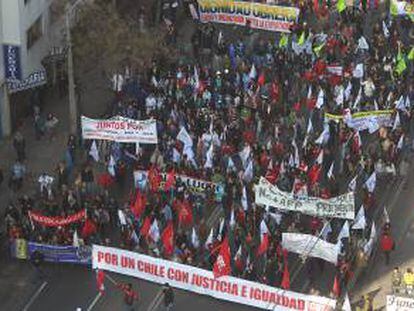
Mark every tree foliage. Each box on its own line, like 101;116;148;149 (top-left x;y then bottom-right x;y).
71;1;174;74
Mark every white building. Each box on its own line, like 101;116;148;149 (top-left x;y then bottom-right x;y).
0;0;66;137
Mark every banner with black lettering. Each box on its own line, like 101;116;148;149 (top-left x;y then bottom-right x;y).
93;245;336;311
387;295;414;311
255;178;355;219
198;0;300;33
81;116;158;144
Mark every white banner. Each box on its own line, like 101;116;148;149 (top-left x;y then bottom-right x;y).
93;245;336;311
133;170;224;197
282;233;339;264
325;110;393;132
387;295;414;311
255;178;355;219
81;116;158;144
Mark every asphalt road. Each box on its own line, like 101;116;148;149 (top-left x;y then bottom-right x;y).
26;263;258;311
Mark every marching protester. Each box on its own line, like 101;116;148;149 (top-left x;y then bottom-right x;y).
117;282;139;311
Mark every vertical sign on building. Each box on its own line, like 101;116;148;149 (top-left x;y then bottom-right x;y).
3;44;22;81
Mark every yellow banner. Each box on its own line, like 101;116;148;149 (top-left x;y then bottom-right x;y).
15;239;28;259
325;110;393;121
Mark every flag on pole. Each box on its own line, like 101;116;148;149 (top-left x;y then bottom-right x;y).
342;292;352;311
161;221;174;256
149;219;160;243
298;32;306;46
108;155;116;177
348;175;357;192
327;162;334;180
337;0;346;12
89;141;99;162
256;233;269;256
316;89;325;108
140;217;151;239
249;64;257;80
213;237;231;278
281;250;290;289
243;160;253;182
241;186;248;211
384;206;390;224
96;270;106;293
392;111;401;131
279;34;289;48
397;134;404;150
192;227;200;248
205;228;214;249
313;42;325;56
409;47;414;60
321;221;332;240
395;49;407;75
333;274;341;297
73;230;80;247
365;171;376;193
382;21;390;38
352;206;366;229
229;209;236;228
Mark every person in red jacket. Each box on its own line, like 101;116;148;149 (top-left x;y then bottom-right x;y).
380;231;395;266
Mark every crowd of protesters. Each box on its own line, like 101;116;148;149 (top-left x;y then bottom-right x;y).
4;0;414;300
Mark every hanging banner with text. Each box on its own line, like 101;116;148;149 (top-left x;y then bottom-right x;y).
81;116;158;144
197;0;300;33
93;245;336;311
386;295;414;311
133;170;224;198
324;110;393;132
255;178;355;219
28;209;86;227
282;233;339;265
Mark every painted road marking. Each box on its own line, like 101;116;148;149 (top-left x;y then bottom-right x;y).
86;292;102;311
147;288;163;311
22;281;48;311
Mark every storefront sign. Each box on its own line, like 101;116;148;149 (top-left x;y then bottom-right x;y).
7;70;47;93
3;44;22;81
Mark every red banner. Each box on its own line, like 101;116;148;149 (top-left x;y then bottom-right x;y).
29;210;86;227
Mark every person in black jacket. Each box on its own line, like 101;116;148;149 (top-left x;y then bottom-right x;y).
163;283;174;311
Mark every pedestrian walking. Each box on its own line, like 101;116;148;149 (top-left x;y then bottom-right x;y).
117;282;138;311
163;283;174;311
13;131;25;162
380;229;394;265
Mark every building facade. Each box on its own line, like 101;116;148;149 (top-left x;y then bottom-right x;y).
0;0;66;138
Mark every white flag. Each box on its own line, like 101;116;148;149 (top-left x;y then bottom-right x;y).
352;206;366;230
307;86;313;99
172;148;181;163
337;221;350;241
229;209;236;228
192;227;200;248
177;127;193;147
327;162;334;179
306;118;313;134
348;175;357;192
204;143;213;169
316;149;324;165
73;230;80;247
365;171;376;193
217;218;225;241
382;21;390;38
241;186;248;211
260;219;269;236
249;64;257;80
315;126;330;145
344;82;352;101
353;86;362;109
118;209;127;226
321;221;332;241
357;36;369;51
108;155;116;177
316;89;325;108
243;160;253;182
369;222;377;241
384;206;390;224
239;145;251;168
335;86;344;106
205;228;214;249
227;156;236;172
352;63;364;79
397;134;404;150
392;111;401;131
89;141;100;162
149;219;160;242
235;245;242;259
342;293;352;311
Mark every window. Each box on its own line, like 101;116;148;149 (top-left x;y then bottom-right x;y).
27;16;43;49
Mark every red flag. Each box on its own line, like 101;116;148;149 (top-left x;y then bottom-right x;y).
131;191;146;219
148;166;161;192
265;166;280;185
213;237;231;278
81;218;97;239
96;270;105;293
256;233;269;256
161;221;174;256
178;200;193;226
140;217;151;238
164;169;176;192
332;274;341;297
308;164;321;186
258;72;266;86
281;263;290;289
